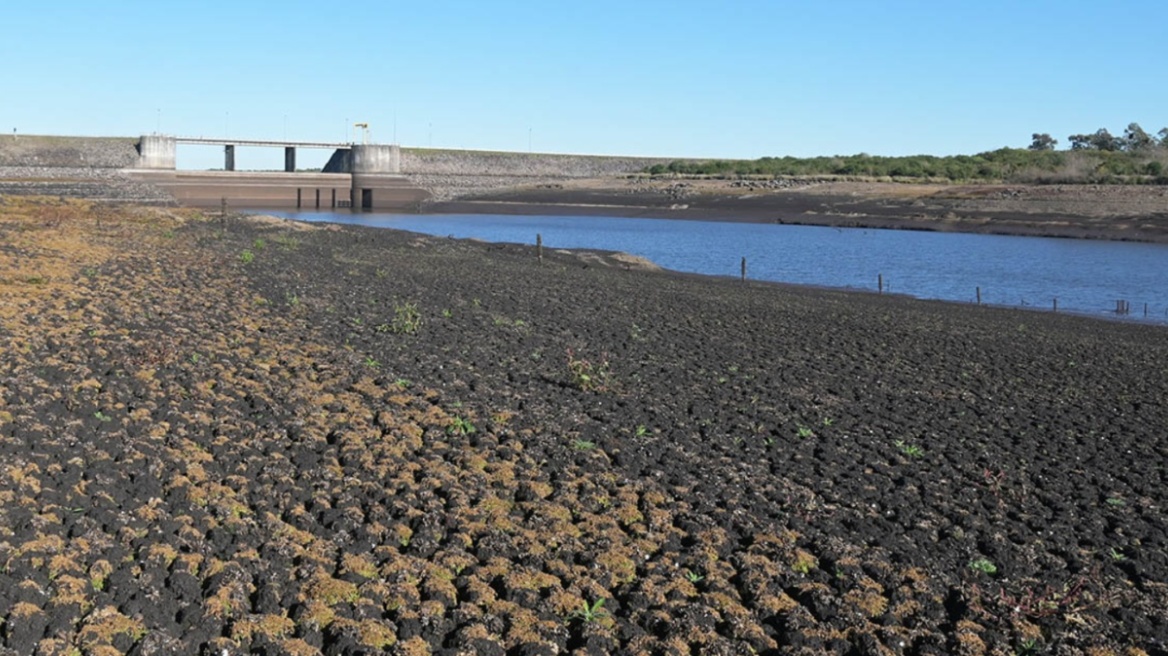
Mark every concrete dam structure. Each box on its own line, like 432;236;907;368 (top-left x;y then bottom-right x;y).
128;135;424;210
0;133;675;209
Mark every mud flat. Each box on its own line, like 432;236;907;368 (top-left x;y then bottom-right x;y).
1;196;1166;654
433;178;1168;243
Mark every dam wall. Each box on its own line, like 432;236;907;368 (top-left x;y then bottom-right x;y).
0;136;139;168
0;135;696;207
399;148;678;201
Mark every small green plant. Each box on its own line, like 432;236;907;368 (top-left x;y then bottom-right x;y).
968;558;997;575
634;425;648;438
796;425;814;439
272;234;300;249
393;378;412;388
94;411;111;422
190;353;200;364
441;308;452;318
239;249;255;264
252;238;266;250
1105;497;1126;507
566;348;611;392
1016;638;1040;655
895;439;924;458
822;417;834;427
390;302;422;334
569;598;607;624
1109;547;1127;562
447;416;476;436
572;439;596;451
685;570;704;584
364;356;381;369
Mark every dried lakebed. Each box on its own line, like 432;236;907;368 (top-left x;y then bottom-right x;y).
1;198;1166;655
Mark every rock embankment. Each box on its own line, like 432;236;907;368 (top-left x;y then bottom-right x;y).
401;148;680;201
0;136;175;203
0;135;138;168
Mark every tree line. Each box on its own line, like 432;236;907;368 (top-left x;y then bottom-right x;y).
1029;123;1168;152
645;123;1168;184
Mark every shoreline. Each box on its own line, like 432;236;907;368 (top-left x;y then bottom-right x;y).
422;178;1168;244
254;211;1168;329
422;197;1168;244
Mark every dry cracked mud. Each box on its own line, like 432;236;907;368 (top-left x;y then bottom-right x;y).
1;197;1166;655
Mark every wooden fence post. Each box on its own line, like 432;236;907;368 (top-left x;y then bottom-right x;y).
878;274;883;294
741;257;747;282
536;233;543;264
976;287;981;305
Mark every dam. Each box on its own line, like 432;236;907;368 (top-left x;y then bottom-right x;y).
129;135;422;211
0;133;673;210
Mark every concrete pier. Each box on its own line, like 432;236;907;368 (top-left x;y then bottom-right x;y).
224;145;235;171
284;147;296;173
350;144;401;174
135;135;176;169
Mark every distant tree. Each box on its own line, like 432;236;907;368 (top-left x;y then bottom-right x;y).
1068;133;1093;150
1089;128;1122;151
1159;127;1168;147
1124;123;1154;151
1028;133;1058;151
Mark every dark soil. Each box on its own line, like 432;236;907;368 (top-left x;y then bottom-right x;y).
2;197;1167;655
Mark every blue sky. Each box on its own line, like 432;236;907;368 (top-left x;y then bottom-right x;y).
3;1;1165;169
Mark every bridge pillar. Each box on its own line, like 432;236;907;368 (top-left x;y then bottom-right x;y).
350;145;402;210
224;145;236;171
284;147;296;172
135;135;176;169
350;144;400;174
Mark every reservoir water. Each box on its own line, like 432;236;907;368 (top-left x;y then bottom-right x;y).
270;211;1168;324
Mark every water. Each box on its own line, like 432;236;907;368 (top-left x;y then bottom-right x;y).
269;210;1168;324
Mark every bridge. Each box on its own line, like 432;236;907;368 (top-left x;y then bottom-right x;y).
134;134;399;174
174;137;348;173
129;134;418;210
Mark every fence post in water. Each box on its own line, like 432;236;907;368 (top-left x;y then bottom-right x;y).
536;233;543;264
741;257;747;282
878;274;883;294
1053;297;1058;313
976;287;981;305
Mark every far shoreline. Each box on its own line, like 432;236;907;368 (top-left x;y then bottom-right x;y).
419;198;1168;245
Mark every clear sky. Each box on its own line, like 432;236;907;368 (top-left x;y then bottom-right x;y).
3;0;1165;169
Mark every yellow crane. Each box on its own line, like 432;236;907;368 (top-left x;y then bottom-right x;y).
353;122;370;145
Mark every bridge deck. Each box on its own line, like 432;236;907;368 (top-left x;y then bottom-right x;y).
176;137;350;149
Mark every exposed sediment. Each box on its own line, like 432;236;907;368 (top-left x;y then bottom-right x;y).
1;198;1166;654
